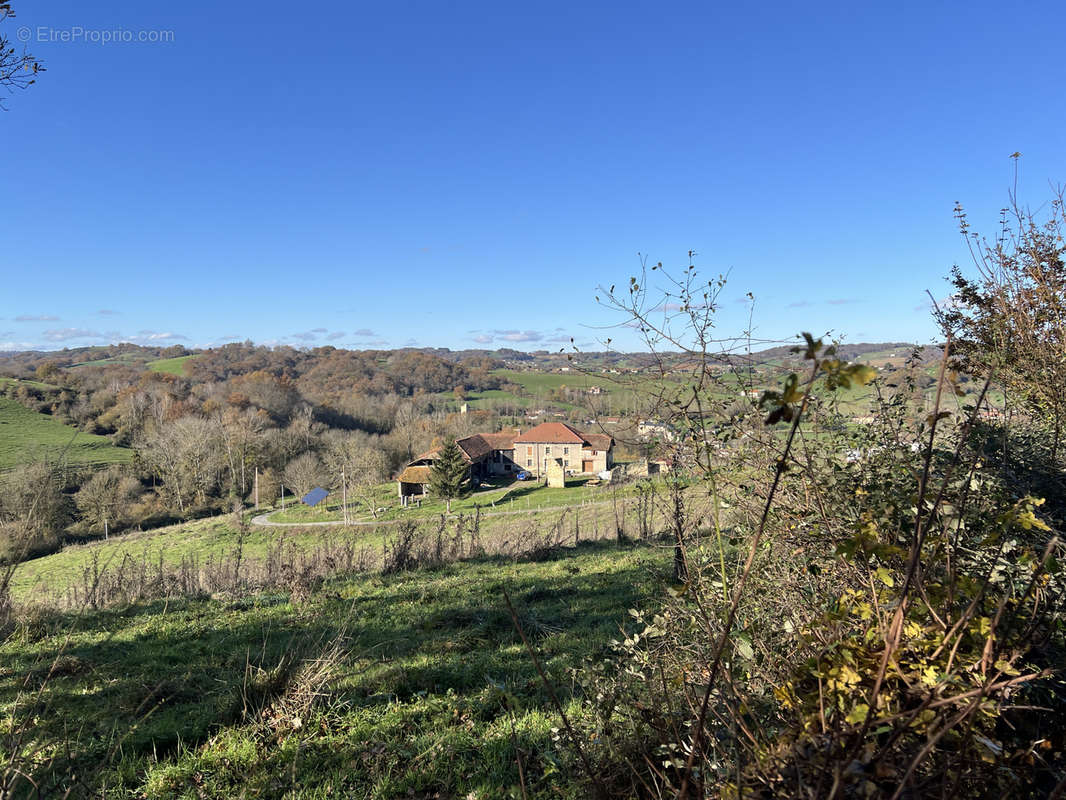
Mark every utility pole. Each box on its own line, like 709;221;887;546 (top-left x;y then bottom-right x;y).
281;484;285;511
342;469;348;524
254;467;259;511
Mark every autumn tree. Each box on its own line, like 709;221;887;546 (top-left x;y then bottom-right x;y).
428;437;467;512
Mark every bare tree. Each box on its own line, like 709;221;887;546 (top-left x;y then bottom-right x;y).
0;2;44;109
942;169;1066;461
137;416;223;512
283;452;328;499
75;465;140;538
323;432;388;520
0;462;69;562
217;407;266;500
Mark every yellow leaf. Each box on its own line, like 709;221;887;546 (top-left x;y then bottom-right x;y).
846;703;869;724
921;665;939;687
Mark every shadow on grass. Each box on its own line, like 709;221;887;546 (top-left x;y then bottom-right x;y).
1;539;667;797
490;476;595;505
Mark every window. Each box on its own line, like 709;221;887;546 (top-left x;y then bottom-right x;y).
564;459;569;466
526;446;532;456
526;459;532;467
545;446;551;454
563;447;569;455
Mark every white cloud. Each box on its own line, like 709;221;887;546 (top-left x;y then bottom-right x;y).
492;329;544;343
38;328;187;344
15;314;60;322
134;331;188;342
42;328;111;341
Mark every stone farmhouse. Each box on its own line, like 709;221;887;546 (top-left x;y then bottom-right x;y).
513;422;613;477
397;422;614;497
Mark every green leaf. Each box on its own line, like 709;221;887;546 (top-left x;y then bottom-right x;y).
733;631;754;661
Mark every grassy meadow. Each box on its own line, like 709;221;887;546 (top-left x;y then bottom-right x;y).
2;539;668;798
0;376;59;392
267;476;618;525
147;354;197;375
10;474;671;605
0;396;131;470
8;516;344;601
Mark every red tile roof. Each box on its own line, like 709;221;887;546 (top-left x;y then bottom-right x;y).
400;427;607;479
513;422;588;444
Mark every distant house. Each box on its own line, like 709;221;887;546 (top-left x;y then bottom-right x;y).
637;419;677;442
397;422;614;496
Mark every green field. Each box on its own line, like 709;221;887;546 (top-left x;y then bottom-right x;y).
9;516;339;601
70;352;155;369
67;352;198;374
0;396;132;470
3;540;667;797
267;476;613;524
147;354;197;375
11;474;667;604
495;368;614;393
442;367;663;415
0;376;59;392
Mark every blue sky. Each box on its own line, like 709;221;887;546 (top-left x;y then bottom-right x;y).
3;1;1065;353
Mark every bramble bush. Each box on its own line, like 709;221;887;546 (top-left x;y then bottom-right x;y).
566;227;1065;798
